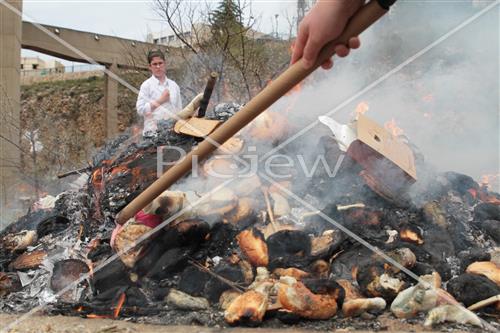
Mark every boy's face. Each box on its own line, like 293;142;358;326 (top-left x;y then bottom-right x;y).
149;56;166;78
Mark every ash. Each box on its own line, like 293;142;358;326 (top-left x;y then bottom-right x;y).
1;104;499;331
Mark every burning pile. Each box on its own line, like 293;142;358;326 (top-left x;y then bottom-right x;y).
1;104;499;330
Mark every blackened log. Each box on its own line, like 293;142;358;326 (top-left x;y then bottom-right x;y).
197;72;218;118
479;220;500;243
444;171;479;195
57;166;91;179
125;286;149;307
268;256;314;272
178;266;211;297
474;203;500;222
458;249;491;273
87;243;112;262
91;285;128;305
145;245;195;280
447;273;500;307
205;263;245;303
161;219;210;248
36;215;70;238
267;230;311;260
410;262;436;277
92;259;131;293
193;222;238;259
355;261;406;301
133;239;167;276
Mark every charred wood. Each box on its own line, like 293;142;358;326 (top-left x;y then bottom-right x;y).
36;215;70;239
267;230;311;260
447;273;500;308
92;259;131;294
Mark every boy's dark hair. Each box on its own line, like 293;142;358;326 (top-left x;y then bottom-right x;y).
147;49;165;64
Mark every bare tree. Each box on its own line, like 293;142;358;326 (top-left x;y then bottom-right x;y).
152;0;291;103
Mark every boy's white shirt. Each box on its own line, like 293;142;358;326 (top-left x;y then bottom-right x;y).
136;75;182;134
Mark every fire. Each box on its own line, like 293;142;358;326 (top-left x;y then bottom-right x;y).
113;292;126;318
354;102;369;118
86;314;112;319
400;229;424;245
286;81;302;97
87;261;94;278
467;188;478;200
475;174;500;205
109;165;130;177
91;167;105;191
246;111;288;141
479;174;500;188
384;118;404;137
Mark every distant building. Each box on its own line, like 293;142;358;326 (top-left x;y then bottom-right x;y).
147;23;275;49
21;57;65;73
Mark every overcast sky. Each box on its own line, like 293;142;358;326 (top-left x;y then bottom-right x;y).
20;0;299;65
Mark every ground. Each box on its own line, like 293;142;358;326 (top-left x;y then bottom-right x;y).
0;313;478;333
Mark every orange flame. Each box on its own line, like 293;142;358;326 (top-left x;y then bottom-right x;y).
109;165;129;177
87;261;94;278
86;314;112;319
113;292;127;318
400;229;424;245
285;81;302;97
467;188;477;200
354;102;369;118
480;174;500;188
384;118;404;137
91;167;104;191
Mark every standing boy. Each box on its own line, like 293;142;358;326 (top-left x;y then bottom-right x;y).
136;49;182;136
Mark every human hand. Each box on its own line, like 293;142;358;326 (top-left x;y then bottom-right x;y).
158;89;170;104
291;0;364;70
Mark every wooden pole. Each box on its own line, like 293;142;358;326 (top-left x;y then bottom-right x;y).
116;0;392;225
197;72;218;118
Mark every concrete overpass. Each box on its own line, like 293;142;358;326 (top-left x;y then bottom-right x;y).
0;0;177;219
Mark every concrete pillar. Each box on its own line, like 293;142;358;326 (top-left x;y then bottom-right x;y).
104;63;119;138
0;0;23;224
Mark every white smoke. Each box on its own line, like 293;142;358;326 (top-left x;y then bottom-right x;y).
264;1;499;192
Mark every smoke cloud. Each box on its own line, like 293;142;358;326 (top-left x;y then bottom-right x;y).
268;1;499;192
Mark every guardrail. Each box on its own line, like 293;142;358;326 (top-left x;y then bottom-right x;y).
21;64;105;78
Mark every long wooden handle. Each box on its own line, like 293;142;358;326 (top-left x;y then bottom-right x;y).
116;0;392;225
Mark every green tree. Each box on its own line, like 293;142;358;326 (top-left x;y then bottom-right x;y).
209;0;246;47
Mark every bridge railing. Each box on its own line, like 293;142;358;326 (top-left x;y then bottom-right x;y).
21;63;105;78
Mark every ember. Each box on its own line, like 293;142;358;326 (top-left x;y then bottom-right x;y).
1;102;499;332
